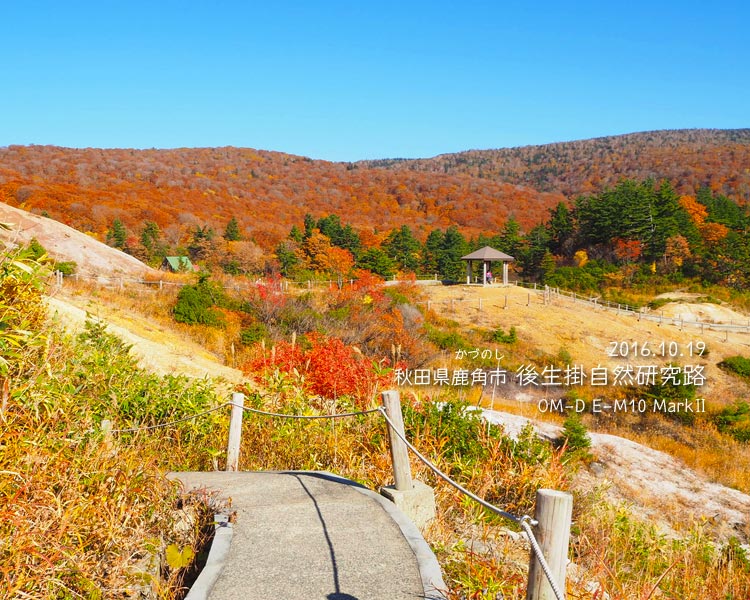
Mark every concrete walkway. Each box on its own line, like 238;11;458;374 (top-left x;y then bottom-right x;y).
170;471;446;600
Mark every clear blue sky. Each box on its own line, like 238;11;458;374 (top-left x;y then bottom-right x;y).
2;0;748;161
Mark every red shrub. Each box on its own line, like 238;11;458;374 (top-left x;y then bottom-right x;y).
242;333;392;407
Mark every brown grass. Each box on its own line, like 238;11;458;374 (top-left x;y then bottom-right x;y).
33;276;750;599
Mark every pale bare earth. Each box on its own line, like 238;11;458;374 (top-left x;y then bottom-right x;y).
424;283;750;541
46;295;245;385
0;201;243;384
483;410;750;542
0;201;158;276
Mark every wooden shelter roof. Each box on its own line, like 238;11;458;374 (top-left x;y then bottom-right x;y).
460;246;514;261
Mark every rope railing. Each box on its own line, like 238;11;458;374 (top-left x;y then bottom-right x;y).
377;405;565;600
101;392;568;599
105;402;380;434
376;407;525;525
238;404;382;420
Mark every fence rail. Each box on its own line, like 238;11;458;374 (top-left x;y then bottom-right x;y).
106;390;569;599
51;270;750;336
413;278;750;336
48;270;411;294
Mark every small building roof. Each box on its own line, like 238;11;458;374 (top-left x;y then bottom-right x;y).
461;246;514;261
162;256;197;272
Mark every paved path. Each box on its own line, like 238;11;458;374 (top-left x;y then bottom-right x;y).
170;471;446;600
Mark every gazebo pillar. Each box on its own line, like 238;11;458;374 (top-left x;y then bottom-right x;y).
460;246;515;287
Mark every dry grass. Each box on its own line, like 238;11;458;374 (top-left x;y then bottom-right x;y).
25;275;750;598
2;255;230;598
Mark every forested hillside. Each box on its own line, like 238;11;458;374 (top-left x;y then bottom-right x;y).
1;129;749;289
362;129;750;201
0;145;563;249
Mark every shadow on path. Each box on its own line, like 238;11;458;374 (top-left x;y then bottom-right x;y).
294;474;361;600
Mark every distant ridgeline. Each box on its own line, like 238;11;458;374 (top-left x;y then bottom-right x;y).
0;128;748;288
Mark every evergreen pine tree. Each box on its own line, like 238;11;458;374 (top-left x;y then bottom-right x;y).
106;219;128;250
224;217;242;241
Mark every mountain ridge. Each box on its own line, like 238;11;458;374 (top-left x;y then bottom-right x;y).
0;128;747;250
359;128;750;200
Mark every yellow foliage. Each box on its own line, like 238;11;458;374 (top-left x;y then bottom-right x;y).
573;249;588;267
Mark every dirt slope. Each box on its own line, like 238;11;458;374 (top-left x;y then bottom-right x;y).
0;201;155;277
484;410;750;542
46;294;244;385
423;283;750;405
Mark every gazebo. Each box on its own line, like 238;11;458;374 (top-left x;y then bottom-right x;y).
461;246;515;285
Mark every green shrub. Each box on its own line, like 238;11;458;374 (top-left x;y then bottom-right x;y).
718;356;750;380
426;325;470;351
490;326;517;344
639;363;697;425
544;266;603;292
558;413;591;455
239;322;269;345
556;347;573;366
403;400;492;465
173;276;226;327
714;402;750;442
505;422;552;464
54;260;77;275
27;237;47;260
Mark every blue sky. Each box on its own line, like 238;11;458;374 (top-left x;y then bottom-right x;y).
1;0;748;161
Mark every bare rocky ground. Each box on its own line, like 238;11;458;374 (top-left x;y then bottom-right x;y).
483;410;750;542
1;200;244;384
0;201;157;276
46;294;245;385
426;284;750;542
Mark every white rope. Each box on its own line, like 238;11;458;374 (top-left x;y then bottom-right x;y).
378;407;564;600
235;403;382;420
520;517;565;600
106;395;565;599
377;407;524;523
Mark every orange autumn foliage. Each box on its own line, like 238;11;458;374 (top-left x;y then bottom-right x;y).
243;333;392;407
700;222;730;246
679;195;708;224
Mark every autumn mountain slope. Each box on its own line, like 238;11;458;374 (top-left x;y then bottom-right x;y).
361;128;750;202
1;129;748;252
0;145;564;249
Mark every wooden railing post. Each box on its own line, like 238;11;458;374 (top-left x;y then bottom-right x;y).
226;392;245;472
381;390;413;491
526;489;573;600
101;419;113;453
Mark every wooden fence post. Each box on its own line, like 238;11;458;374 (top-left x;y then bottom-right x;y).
101;419;113;453
526;489;573;600
381;390;413;491
226;392;245;472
